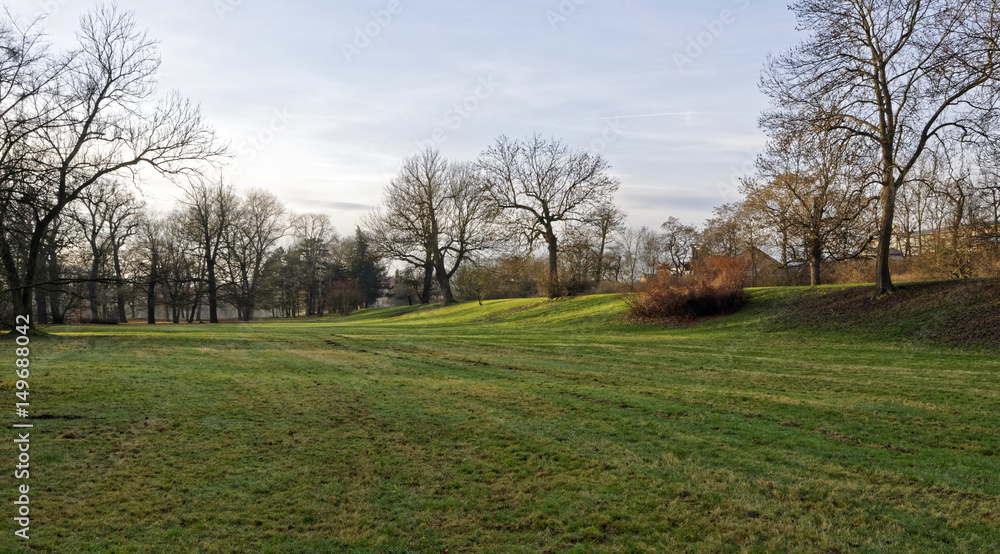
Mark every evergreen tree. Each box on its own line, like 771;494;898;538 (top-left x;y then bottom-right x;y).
347;228;390;308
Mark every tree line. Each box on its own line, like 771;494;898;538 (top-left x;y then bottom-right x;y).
746;0;1000;294
5;1;1000;327
368;0;1000;300
0;6;387;327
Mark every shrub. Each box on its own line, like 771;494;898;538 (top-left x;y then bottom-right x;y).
626;256;751;321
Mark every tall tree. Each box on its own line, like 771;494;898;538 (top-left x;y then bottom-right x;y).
72;180;144;321
291;213;335;316
762;0;1000;294
182;179;237;323
743;117;876;285
104;185;144;323
346;227;389;309
136;212;164;324
72;184;113;320
585;202;626;285
159;213;199;324
659;217;700;274
478;134;620;298
222;189;287;320
365;149;495;304
616;226;654;290
0;6;223;328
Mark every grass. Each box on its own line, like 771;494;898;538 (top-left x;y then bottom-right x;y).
2;285;1000;552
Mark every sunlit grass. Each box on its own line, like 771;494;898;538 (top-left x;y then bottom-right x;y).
1;288;999;551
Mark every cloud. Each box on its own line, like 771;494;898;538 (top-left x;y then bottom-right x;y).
295;200;373;212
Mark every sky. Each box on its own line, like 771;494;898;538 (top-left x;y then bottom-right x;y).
10;0;802;234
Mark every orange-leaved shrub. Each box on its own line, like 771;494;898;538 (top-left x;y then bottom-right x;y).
626;256;752;321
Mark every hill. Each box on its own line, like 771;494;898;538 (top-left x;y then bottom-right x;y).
353;277;1000;349
765;279;1000;348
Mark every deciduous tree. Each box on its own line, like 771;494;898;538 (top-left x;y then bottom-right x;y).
478;135;620;298
762;0;1000;294
0;7;223;327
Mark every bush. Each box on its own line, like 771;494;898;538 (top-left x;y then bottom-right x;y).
626;256;751;321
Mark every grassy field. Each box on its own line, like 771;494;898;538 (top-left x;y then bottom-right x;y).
2;284;1000;552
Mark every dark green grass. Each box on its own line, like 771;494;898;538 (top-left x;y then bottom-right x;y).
2;287;999;552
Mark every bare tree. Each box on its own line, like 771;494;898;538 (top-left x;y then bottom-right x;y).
0;13;64;326
659;217;700;274
0;6;224;327
222;189;287;320
922;140;983;278
436;160;498;301
72;180;144;321
585;202;626;285
762;0;1000;295
104;185;144;323
291;213;336;316
135;211;164;324
72;184;113;320
975;141;1000;248
159;213;200;324
616;226;653;291
364;154;435;304
742;117;876;285
478;135;620;298
365;149;496;304
182;179;237;323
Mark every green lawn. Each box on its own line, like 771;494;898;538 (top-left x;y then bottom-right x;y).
2;288;999;552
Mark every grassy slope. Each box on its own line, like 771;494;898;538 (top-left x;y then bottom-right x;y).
2;284;999;552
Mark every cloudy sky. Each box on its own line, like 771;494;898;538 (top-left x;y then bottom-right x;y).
13;0;801;233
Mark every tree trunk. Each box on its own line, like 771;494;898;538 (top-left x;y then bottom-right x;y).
47;246;63;325
420;263;433;304
32;249;49;325
0;217;47;331
113;244;127;323
14;289;31;326
874;184;897;296
243;281;256;321
207;258;219;323
433;254;456;304
147;250;157;325
146;283;156;324
546;229;560;299
88;256;101;321
34;286;49;326
809;243;822;287
594;234;607;286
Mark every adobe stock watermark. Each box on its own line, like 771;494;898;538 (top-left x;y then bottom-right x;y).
212;0;245;20
714;150;757;204
341;0;404;63
546;0;586;30
586;118;625;156
415;75;501;151
12;315;33;541
37;0;69;17
673;0;751;72
227;108;293;176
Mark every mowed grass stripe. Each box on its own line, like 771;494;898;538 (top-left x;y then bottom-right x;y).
1;290;998;551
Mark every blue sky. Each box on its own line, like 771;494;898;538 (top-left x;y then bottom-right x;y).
16;0;801;233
